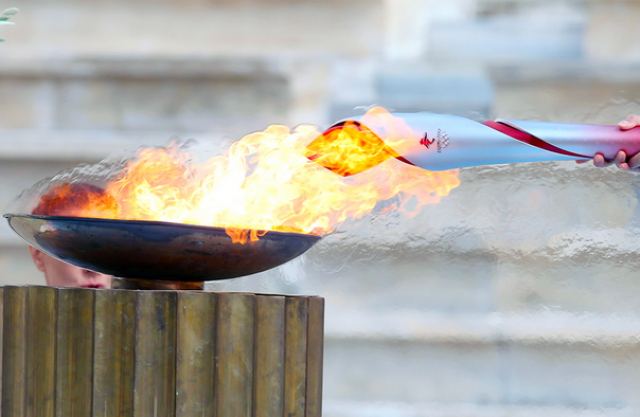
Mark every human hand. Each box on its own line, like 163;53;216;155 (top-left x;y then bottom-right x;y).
580;115;640;170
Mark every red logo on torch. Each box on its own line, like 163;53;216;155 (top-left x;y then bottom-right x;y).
420;133;436;149
420;130;450;153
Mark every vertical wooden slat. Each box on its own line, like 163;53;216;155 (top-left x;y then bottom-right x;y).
93;289;136;417
2;286;26;417
284;297;309;417
215;293;255;417
304;297;324;417
56;288;95;417
176;291;216;417
133;291;177;417
253;295;285;417
25;286;57;417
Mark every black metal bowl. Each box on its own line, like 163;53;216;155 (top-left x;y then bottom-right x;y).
4;214;321;281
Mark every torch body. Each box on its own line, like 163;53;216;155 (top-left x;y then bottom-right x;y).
337;112;640;171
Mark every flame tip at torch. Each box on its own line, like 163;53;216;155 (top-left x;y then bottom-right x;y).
307;108;640;174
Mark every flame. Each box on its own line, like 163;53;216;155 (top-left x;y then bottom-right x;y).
35;108;460;243
306;122;400;177
306;107;423;177
33;183;118;218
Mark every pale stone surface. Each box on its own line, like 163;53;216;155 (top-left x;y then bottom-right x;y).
0;58;296;135
0;2;384;59
384;0;478;60
491;65;640;123
585;2;640;64
323;337;640;406
324;401;635;417
375;66;494;116
427;1;584;63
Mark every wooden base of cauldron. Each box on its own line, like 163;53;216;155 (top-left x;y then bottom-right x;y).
0;286;324;417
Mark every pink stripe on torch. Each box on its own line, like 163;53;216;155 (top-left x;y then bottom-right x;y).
483;120;590;159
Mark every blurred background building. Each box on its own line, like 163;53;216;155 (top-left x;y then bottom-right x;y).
1;0;640;416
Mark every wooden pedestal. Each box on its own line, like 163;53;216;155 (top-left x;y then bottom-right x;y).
0;286;324;417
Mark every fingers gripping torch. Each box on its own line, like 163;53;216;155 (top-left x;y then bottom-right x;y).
306;111;640;176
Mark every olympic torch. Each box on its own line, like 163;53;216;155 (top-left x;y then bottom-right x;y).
306;109;640;176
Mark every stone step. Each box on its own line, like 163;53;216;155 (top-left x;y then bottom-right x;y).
1;1;382;59
0;57;330;137
321;312;640;409
490;63;640;123
324;400;636;417
372;67;494;117
426;2;584;63
298;240;640;316
321;346;638;408
0;129;176;161
323;311;640;346
1;58;637;137
0;58;291;135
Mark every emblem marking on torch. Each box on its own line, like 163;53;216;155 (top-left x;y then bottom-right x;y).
420;134;436;149
420;129;450;153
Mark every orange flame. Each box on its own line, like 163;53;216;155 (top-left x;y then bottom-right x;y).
33;183;118;218
306;107;420;177
36;108;460;243
306;122;400;177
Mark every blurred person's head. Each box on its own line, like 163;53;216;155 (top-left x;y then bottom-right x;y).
28;183;114;289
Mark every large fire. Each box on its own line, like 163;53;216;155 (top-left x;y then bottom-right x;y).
35;107;460;243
